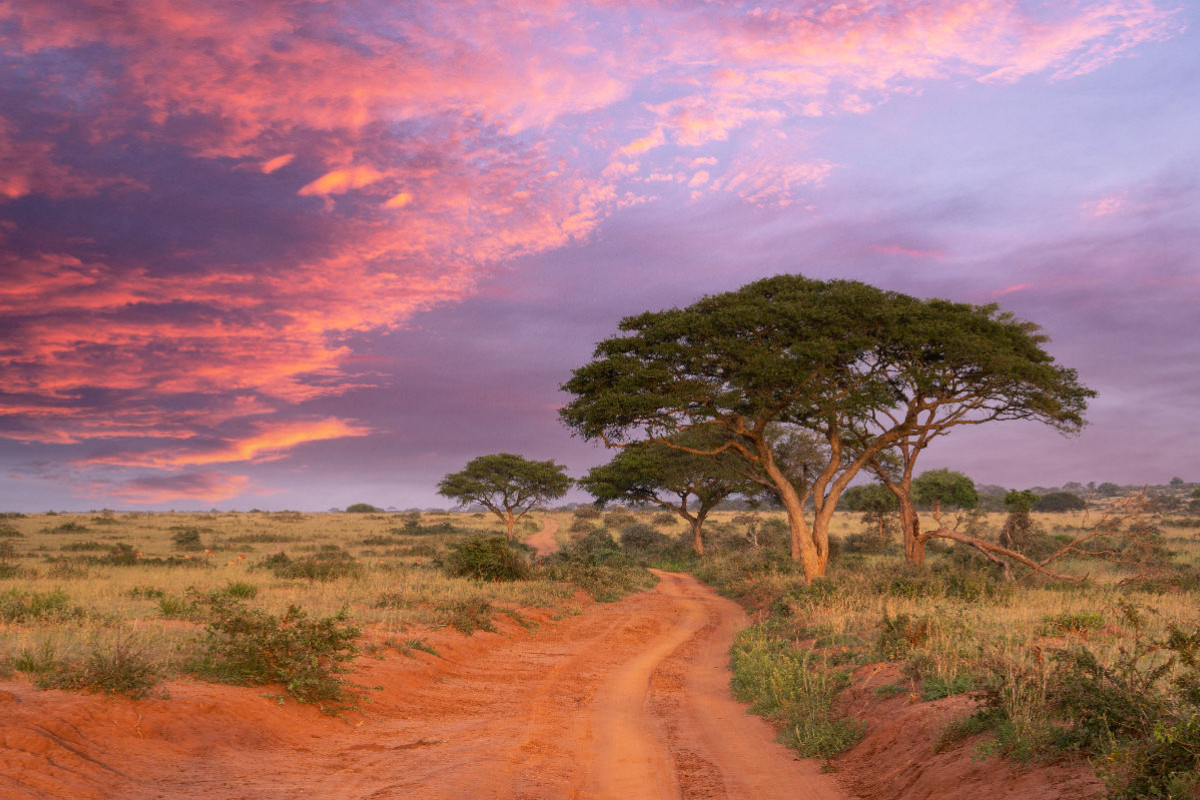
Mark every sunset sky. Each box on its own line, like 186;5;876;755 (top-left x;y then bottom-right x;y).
1;1;1196;511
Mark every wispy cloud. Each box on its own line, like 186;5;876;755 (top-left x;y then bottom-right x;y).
0;0;1182;502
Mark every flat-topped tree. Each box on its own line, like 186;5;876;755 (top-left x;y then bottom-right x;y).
579;431;750;555
561;275;920;582
437;453;571;542
858;298;1094;565
561;274;1094;582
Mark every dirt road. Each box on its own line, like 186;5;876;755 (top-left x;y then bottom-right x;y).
1;570;846;800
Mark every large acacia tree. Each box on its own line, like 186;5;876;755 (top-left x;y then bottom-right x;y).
437;453;571;542
560;274;1093;582
579;433;749;555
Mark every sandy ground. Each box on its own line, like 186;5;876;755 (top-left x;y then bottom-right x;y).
0;567;845;800
525;516;561;558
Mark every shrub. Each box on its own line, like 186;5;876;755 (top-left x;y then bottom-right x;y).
619;523;671;554
171;527;206;551
436;599;496;635
572;505;602;520
604;508;637;529
43;521;90;534
188;593;363;709
0;523;22;538
345;503;382;513
259;547;361;581
651;512;678;528
441;534;531;582
1033;492;1088;512
730;622;863;763
568;517;597;533
59;540;110;552
0;588;87;623
35;633;163;699
399;510;422;528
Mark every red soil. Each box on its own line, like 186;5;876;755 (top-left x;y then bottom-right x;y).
0;572;844;799
0;521;1103;799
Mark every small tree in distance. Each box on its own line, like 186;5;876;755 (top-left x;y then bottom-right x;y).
913;469;979;517
437;453;571;542
579;432;749;555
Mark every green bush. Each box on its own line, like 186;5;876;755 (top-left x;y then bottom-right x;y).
43;521;90;534
730;622;864;763
188;593;363;709
259;546;361;581
171;527;206;551
572;505;602;520
34;634;163;699
345;503;382;513
619;522;671;554
436;598;496;635
0;588;87;623
441;534;531;582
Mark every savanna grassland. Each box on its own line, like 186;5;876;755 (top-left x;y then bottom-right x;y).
1;502;1199;799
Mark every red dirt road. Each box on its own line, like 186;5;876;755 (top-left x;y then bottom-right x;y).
0;571;846;800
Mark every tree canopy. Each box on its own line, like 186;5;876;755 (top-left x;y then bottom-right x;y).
579;433;748;554
437;453;571;541
560;274;1094;581
912;469;979;513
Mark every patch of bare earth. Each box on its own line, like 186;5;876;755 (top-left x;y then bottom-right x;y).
0;571;845;800
833;664;1104;800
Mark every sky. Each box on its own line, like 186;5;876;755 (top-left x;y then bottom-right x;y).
1;0;1197;512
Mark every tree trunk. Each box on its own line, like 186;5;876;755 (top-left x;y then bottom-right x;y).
690;517;705;555
897;494;924;566
504;512;516;542
762;457;822;581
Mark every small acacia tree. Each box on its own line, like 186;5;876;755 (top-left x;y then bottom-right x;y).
579;432;749;555
437;453;571;542
913;469;979;517
841;483;899;547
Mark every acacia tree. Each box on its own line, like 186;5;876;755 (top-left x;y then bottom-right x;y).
841;482;899;547
561;274;1094;582
561;276;931;581
436;453;571;542
913;469;979;517
852;298;1094;566
579;434;749;555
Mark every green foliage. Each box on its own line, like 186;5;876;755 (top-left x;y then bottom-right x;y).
259;546;361;581
841;483;898;513
43;521;90;534
345;503;382;513
171;526;206;551
189;592;363;709
437;453;571;537
436;598;496;635
547;529;656;601
1034;491;1088;512
579;433;748;548
34;633;163;699
913;469;978;511
618;522;672;555
441;534;531;582
730;622;864;763
0;588;87;623
972;604;1200;797
1004;489;1041;513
